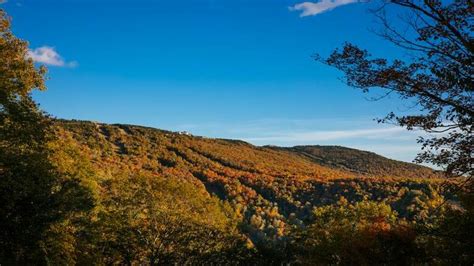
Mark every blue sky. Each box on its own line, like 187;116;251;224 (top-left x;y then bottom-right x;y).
3;0;427;163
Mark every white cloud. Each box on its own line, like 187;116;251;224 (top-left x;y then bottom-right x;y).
26;46;77;67
289;0;359;17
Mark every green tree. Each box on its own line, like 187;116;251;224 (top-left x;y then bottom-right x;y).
94;174;253;264
291;197;419;265
0;10;94;263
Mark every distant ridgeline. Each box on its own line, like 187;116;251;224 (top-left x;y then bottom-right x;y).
56;119;455;247
271;145;442;179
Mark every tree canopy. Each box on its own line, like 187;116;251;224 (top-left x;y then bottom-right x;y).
0;10;94;263
318;0;473;178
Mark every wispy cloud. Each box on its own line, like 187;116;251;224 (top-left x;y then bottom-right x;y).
289;0;359;17
26;46;77;67
158;118;431;163
244;127;408;142
240;126;428;163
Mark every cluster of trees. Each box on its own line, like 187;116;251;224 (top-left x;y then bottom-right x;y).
65;122;457;207
58;119;468;263
0;10;95;263
290;196;473;264
291;198;417;264
0;10;255;264
84;174;253;265
283;145;441;179
1;0;473;263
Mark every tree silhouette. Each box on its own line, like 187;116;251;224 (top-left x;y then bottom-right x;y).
317;0;473;178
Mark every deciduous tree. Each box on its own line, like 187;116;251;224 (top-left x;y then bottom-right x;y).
0;10;94;263
317;0;473;178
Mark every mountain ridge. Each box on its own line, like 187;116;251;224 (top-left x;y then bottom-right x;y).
55;119;451;245
61;118;440;178
268;145;441;179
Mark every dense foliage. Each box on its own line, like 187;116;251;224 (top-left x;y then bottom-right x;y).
0;10;94;263
278;145;441;179
55;120;467;263
1;6;472;264
291;198;418;264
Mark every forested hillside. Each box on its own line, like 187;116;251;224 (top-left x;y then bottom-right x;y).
2;2;472;263
55;120;459;260
273;145;441;179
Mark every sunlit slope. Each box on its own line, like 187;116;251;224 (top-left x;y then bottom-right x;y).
270;145;441;179
58;120;360;180
57;120;450;243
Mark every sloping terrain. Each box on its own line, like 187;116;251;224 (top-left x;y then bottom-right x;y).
57;120;453;245
272;145;441;179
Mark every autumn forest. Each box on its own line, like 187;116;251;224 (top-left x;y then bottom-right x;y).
1;1;473;265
